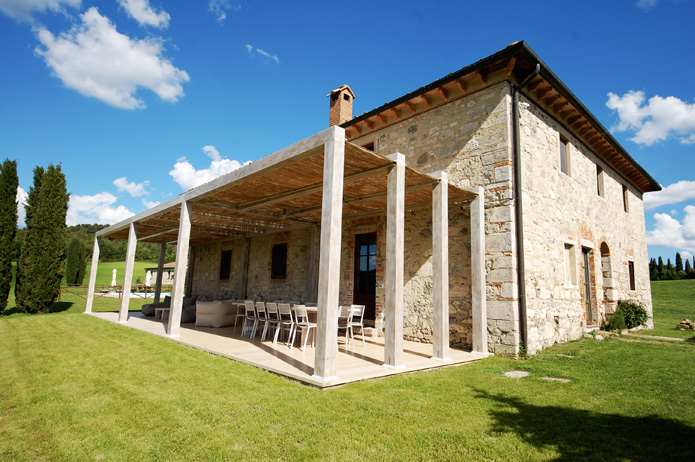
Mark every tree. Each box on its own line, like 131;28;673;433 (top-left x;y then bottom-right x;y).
649;258;658;281
15;165;68;313
0;159;18;311
675;252;684;274
64;237;86;286
685;259;693;277
657;256;664;279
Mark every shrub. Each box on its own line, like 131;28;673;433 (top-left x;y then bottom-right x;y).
616;299;648;329
604;310;626;332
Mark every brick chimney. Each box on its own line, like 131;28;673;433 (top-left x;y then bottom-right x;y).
328;85;356;126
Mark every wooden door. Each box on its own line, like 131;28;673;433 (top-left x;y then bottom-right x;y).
353;233;377;324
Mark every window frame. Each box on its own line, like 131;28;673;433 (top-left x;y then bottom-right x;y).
219;249;233;281
559;135;571;176
628;260;636;291
596;165;605;197
622;184;630;213
271;243;288;280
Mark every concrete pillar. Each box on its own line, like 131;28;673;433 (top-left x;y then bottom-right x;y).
432;171;449;360
313;126;345;381
384;153;405;368
85;236;100;313
167;201;192;337
153;242;166;304
119;223;137;323
470;187;488;353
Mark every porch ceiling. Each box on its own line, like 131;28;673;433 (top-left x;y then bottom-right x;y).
102;141;476;244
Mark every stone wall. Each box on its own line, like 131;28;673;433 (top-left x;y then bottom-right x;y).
351;82;519;353
518;94;653;354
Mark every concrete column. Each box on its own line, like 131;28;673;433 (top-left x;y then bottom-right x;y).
167;201;192;337
432;171;449;360
314;126;345;381
153;242;166;304
85;236;100;313
384;153;405;368
119;223;137;323
470;187;488;353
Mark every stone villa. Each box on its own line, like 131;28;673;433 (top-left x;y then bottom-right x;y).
86;41;659;385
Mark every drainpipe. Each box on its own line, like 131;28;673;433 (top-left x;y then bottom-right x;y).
510;63;540;355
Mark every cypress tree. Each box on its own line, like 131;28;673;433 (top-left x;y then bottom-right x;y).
15;165;68;313
685;259;693;276
657;256;664;279
0;159;18;311
675;252;684;273
649;258;658;281
64;237;86;286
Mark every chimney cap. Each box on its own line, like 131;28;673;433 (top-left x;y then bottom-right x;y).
327;84;356;100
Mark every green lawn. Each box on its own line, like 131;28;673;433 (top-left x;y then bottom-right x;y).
647;279;695;338
0;283;694;460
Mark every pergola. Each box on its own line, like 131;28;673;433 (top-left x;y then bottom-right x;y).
86;126;488;383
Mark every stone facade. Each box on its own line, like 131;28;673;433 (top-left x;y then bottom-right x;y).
186;80;653;357
518;94;653;354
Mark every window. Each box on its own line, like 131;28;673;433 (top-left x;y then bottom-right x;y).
343;93;350;101
559;135;570;175
628;261;636;290
362;142;375;152
358;242;377;272
596;165;605;197
564;243;577;285
219;250;232;280
271;243;288;279
622;185;629;212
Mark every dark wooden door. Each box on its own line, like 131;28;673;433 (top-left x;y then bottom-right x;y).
353;233;377;323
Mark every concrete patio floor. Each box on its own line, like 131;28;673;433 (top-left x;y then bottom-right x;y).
88;312;490;387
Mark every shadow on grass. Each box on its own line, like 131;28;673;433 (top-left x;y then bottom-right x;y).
1;301;73;316
475;389;695;461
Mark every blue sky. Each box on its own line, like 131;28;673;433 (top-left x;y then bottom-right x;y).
1;0;694;261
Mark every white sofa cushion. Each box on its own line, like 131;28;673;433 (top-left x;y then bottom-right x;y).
195;300;237;328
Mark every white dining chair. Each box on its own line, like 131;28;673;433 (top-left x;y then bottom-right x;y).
275;303;294;345
252;302;267;339
263;302;280;341
291;305;315;351
337;305;353;349
349;304;366;345
242;300;256;338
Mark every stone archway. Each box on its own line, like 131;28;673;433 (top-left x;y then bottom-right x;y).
600;242;616;317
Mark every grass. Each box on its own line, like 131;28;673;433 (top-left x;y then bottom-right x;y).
645;279;695;338
0;282;694;460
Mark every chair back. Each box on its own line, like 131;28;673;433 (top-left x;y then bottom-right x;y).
255;301;267;320
350;304;365;324
265;302;279;320
244;301;256;318
278;303;293;322
338;305;351;324
293;305;309;324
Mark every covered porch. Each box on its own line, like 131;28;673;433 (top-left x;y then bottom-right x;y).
86;126;489;386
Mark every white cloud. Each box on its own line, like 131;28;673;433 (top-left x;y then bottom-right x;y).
606;90;695;145
0;0;80;22
644;180;695;209
169;145;250;190
143;199;160;209
647;205;695;253
17;186;28;227
118;0;170;29
682;250;693;262
208;0;238;23
244;43;279;64
113;176;149;197
35;7;190;110
67;192;134;225
636;0;657;11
